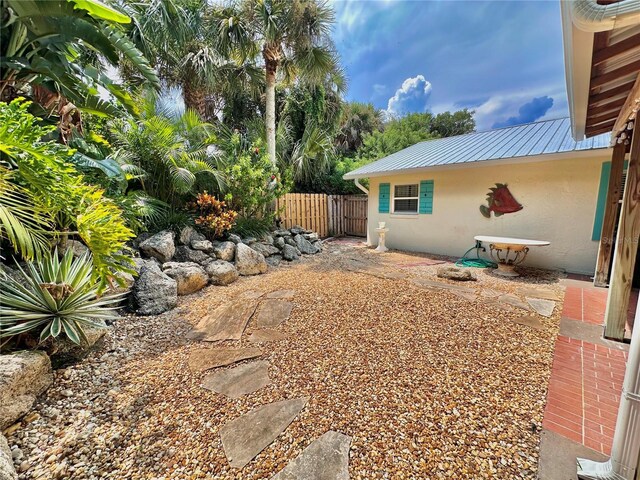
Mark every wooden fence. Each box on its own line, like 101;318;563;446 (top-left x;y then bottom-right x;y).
274;193;368;238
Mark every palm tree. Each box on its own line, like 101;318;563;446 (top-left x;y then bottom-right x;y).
336;102;384;155
125;0;262;120
217;0;340;165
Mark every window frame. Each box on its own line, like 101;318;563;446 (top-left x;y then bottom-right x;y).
392;183;420;214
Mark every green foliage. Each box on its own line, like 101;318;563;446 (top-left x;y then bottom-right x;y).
0;167;52;260
0;0;159;117
109;93;223;205
430;109;476;138
219;132;289;217
336;102;383;156
0;99;135;289
231;215;274;238
0;249;123;347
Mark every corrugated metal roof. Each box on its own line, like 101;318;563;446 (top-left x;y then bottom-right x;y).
343;118;611;179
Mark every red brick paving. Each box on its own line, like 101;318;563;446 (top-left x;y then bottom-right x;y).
542;281;632;456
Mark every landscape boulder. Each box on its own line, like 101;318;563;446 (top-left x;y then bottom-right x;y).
179;226;201;245
273;229;291;237
59;239;89;258
251;243;280;258
242;237;258;245
0;351;53;430
212;241;236;262
274;237;285;249
191;239;214;253
162;262;209;295
0;434;17;480
139;230;175;263
228;234;242;244
294;234;319;255
132;257;161;274
173;245;212;266
282;244;299;261
48;320;110;364
235;243;268;276
290;226;305;235
205;260;239;286
266;255;282;267
262;235;274;245
437;266;477;282
284;236;297;247
132;264;178;315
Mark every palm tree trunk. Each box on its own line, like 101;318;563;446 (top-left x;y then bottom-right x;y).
182;76;207;119
265;63;277;166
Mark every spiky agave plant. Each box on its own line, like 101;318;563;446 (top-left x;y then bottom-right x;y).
0;249;124;346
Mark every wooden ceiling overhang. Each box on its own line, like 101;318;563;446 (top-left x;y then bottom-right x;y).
585;1;640;145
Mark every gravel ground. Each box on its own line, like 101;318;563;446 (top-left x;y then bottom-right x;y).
7;242;564;479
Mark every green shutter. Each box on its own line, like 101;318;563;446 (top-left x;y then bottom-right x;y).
379;183;390;213
592;162;611;241
419;180;434;214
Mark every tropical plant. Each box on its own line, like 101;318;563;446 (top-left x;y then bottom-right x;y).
124;0;262;119
217;0;342;165
191;191;237;239
0;99;135;288
0;167;52;260
0;0;160;140
430;109;476;138
109;93;223;205
336;102;384;155
0;249;123;347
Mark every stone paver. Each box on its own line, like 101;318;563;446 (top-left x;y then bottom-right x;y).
512;315;544;330
249;329;288;343
270;431;351;480
411;278;476;294
266;290;296;299
188;300;257;341
255;300;294;328
202;361;270;399
498;293;531;311
187;347;262;373
241;290;266;300
480;288;502;298
451;290;477;301
517;287;560;301
526;297;555;317
220;397;309;469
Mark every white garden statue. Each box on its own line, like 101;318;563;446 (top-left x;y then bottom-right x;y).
375;222;389;253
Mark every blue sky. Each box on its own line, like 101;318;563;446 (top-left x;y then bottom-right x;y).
331;0;568;131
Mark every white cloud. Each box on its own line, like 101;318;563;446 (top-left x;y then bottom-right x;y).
385;74;432;118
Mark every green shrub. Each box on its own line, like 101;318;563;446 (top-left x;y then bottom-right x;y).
0;99;135;289
231;216;275;238
0;250;123;347
191;192;237;239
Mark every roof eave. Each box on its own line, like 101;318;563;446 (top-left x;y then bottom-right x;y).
561;0;594;142
342;148;610;181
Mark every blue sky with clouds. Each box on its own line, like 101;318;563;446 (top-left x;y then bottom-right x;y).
331;0;568;131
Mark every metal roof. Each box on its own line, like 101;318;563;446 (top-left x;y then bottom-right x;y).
343;118;611;180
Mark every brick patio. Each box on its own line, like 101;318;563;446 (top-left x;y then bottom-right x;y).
542;281;633;455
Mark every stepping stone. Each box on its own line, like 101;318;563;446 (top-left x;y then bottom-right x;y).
526;297;556;317
480;288;502;298
451;290;477;301
255;300;294;328
266;290;296;299
412;278;476;294
270;431;351;480
220;397;309;469
188;300;257;341
188;347;262;373
513;315;544;330
498;293;531;311
249;329;288;343
517;287;560;301
202;360;270;399
240;290;265;300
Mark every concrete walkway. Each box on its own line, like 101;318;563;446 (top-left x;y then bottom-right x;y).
538;277;631;478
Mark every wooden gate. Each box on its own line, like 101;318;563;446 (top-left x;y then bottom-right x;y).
275;193;368;238
343;195;368;236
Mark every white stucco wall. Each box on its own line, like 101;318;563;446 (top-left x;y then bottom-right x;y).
366;154;610;275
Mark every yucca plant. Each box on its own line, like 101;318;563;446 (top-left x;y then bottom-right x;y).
0;249;123;347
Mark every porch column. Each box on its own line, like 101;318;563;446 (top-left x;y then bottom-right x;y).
594;142;627;287
604;123;640;341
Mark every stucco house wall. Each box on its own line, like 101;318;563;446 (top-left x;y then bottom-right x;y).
366;154;609;275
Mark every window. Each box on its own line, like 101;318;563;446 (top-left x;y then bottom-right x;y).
393;184;419;213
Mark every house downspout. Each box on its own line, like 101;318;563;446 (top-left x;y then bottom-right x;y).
353;179;371;246
570;0;640;32
577;296;640;480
